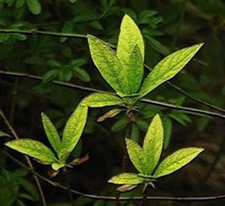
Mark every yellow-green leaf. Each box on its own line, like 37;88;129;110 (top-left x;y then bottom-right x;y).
108;173;144;185
87;35;125;96
5;139;57;163
117;15;144;95
81;92;123;108
117;15;144;64
61;105;88;161
41;113;61;155
125;138;145;174
153;147;204;178
143;114;163;174
139;43;203;98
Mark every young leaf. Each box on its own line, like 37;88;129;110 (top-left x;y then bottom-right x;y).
41;113;61;155
97;108;122;122
122;45;144;95
116;15;144;95
139;43;203;98
117;15;144;63
143;114;163;174
26;0;41;15
153;147;204;178
5;139;57;163
61;105;88;161
125;138;145;174
116;184;138;192
81;92;123;108
108;173;144;185
87;35;125;96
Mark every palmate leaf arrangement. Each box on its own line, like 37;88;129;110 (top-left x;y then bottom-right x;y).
5;15;204;192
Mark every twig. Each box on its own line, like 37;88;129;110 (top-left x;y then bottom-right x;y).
1;70;225;120
2;149;225;202
0;29;224;114
0;109;47;206
0;29;87;39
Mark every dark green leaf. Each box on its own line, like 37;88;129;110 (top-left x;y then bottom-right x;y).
26;0;41;15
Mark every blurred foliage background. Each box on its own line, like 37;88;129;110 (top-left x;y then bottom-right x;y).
1;0;225;205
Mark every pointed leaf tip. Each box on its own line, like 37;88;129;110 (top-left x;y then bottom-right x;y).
5;139;57;163
153;147;204;178
139;43;203;98
41;113;61;155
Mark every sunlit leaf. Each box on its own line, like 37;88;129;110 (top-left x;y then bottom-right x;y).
143;114;163;174
61;105;88;161
41;113;61;155
81;92;123;108
116;15;144;95
108;173;144;185
125;138;145;174
117;15;144;62
5;139;57;163
26;0;41;15
139;43;203;98
153;147;204;178
87;35;125;96
52;162;65;171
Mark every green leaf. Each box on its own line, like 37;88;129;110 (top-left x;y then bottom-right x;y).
153;147;204;178
73;67;90;82
41;113;61;155
26;0;41;15
122;45;144;95
139;43;203;98
0;131;10;138
61;105;88;161
125;138;145;174
52;162;65;171
87;34;125;96
116;15;144;95
143;114;163;174
108;173;144;185
81;92;123;108
117;15;144;63
5;139;57;163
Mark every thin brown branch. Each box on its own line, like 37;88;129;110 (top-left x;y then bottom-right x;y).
2;149;225;202
0;109;47;206
1;70;225;120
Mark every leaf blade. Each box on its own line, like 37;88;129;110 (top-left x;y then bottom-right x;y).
87;34;125;96
139;43;203;98
5;139;57;163
143;114;163;175
41;113;61;155
81;92;123;108
108;173;144;185
125;138;145;174
61;105;88;161
153;147;204;178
